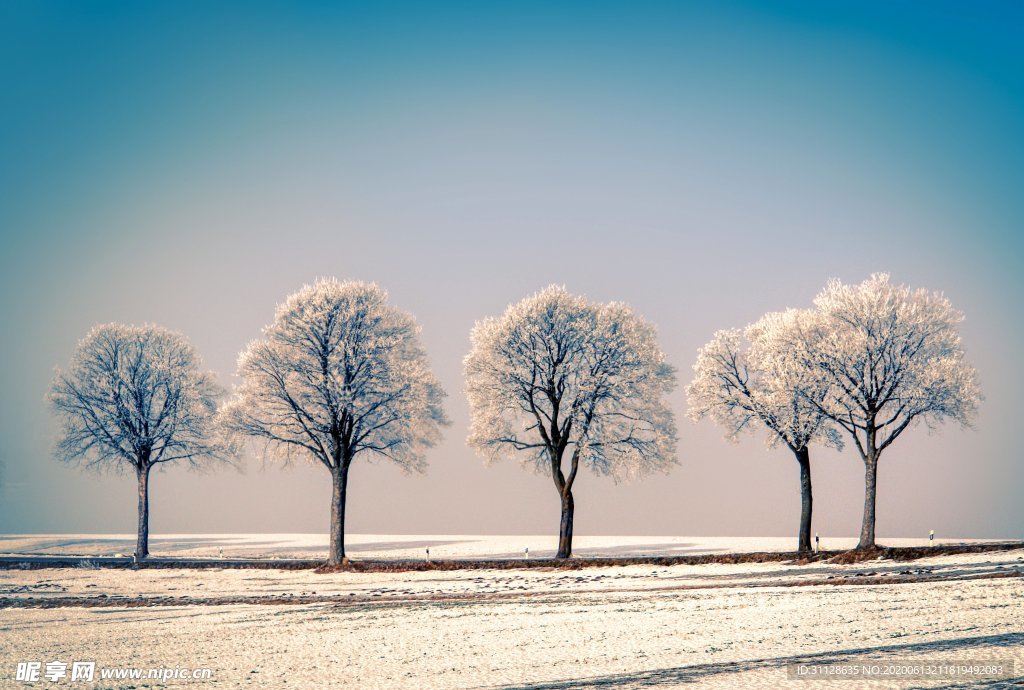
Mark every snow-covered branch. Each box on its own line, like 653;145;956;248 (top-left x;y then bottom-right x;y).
687;309;840;453
219;279;449;474
465;286;678;484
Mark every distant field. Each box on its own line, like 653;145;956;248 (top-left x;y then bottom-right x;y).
0;534;1004;561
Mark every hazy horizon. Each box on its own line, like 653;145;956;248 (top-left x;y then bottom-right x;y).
2;1;1022;542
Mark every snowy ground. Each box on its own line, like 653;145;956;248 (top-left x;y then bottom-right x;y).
1;536;1022;689
0;533;994;560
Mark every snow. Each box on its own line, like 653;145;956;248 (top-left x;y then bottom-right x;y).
0;533;993;559
2;536;1021;688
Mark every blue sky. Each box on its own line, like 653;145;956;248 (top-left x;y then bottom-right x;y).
1;1;1022;540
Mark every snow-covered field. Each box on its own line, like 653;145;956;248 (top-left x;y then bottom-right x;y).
1;536;1022;689
0;533;994;560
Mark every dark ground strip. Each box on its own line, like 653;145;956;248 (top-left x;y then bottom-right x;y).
1;566;1020;610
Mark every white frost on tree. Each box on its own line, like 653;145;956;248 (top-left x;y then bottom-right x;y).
687;309;840;553
464;285;677;558
219;279;448;565
49;324;230;559
793;274;982;550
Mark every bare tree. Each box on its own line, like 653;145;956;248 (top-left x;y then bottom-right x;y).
793;274;981;550
688;310;840;553
219;279;448;566
465;286;677;558
50;324;229;559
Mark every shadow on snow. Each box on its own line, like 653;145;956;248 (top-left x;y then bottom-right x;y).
499;632;1024;689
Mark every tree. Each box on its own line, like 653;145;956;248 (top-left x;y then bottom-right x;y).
687;309;840;553
465;285;677;558
219;279;448;566
794;274;981;550
50;323;228;559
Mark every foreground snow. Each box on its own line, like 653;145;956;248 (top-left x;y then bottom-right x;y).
1;544;1021;688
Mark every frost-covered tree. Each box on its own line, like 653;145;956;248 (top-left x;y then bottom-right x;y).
794;274;981;550
465;286;677;558
50;324;229;559
688;309;839;554
220;279;448;565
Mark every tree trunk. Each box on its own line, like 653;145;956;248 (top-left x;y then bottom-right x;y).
556;491;574;559
328;462;350;566
136;465;150;560
795;447;813;554
858;453;879;550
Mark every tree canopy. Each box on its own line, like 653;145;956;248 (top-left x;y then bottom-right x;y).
221;279;448;472
465;285;678;482
50;323;227;473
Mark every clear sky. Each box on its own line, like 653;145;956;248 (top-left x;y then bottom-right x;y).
1;1;1021;540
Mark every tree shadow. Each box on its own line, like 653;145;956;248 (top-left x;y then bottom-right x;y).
670;558;1024;584
498;632;1024;688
